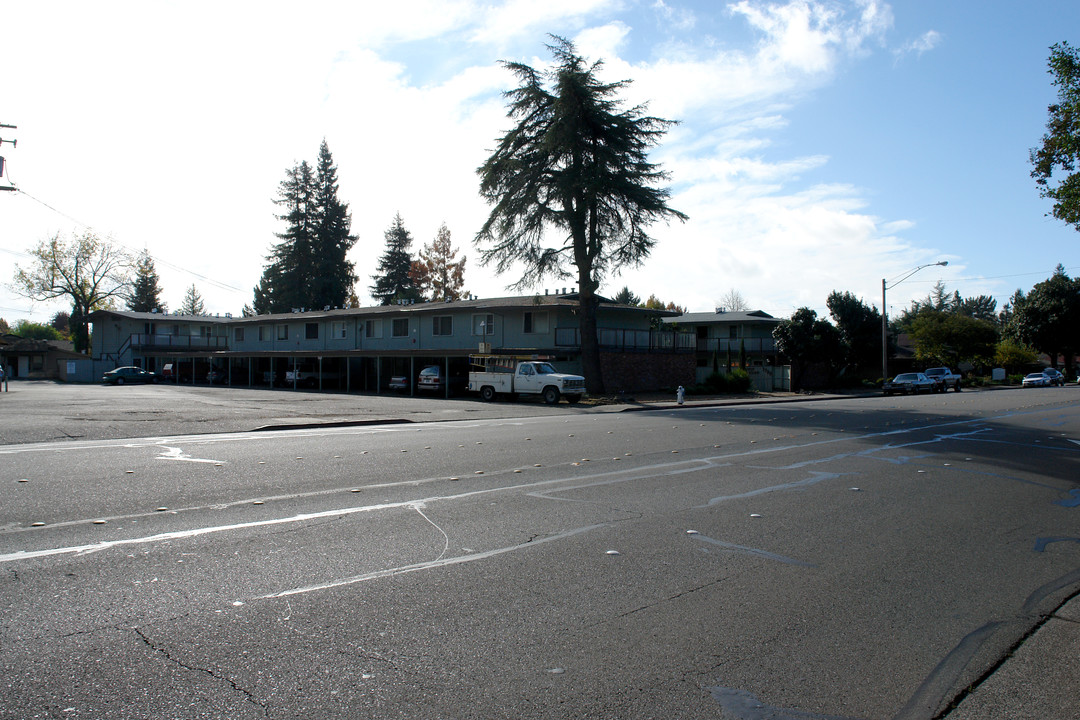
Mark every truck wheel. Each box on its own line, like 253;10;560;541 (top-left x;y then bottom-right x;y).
565;394;581;404
954;383;962;392
542;387;560;405
480;386;496;402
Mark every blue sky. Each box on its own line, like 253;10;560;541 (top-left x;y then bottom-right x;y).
2;0;1077;325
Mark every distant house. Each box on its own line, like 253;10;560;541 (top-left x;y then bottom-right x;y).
662;309;788;391
0;333;88;381
88;292;696;394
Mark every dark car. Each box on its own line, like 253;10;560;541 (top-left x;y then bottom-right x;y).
102;366;157;385
883;372;935;396
207;367;228;384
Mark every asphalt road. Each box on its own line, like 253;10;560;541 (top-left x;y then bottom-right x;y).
1;385;1079;719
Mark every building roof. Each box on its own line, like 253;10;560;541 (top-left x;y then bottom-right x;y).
0;334;82;357
91;294;674;326
662;310;779;325
88;309;234;323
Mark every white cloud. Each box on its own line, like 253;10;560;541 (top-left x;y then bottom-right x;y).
893;29;943;61
469;0;619;46
652;0;696;32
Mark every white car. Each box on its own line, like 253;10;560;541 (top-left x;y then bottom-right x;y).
1022;372;1050;388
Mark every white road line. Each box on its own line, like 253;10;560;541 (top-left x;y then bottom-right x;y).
257;523;608;599
4;413;1059;565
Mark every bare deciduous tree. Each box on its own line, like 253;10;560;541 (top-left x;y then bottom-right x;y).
12;231;131;353
716;288;749;312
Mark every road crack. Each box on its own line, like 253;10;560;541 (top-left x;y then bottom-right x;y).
580;576;730;631
134;627;270;717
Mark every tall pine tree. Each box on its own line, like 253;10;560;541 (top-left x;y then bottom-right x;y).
179;284;205;316
371;214;422;305
253;142;357;313
127;249;166;312
311;140;357;309
258;160;316;312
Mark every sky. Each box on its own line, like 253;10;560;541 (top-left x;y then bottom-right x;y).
2;0;1078;327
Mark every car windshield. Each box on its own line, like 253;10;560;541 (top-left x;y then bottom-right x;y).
895;374;917;381
1025;373;1044;379
420;367;439;377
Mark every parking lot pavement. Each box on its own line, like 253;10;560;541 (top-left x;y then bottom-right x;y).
0;380;586;444
0;380;841;445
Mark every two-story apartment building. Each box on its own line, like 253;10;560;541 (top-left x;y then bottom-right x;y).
662;309;788;391
90;292;696;394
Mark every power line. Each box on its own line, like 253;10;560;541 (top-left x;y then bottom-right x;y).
13;187;249;296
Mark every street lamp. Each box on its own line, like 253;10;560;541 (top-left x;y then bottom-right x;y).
881;261;948;383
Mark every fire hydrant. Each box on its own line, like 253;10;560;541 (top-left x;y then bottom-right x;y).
677;385;685;405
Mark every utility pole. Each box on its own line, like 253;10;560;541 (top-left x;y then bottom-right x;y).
0;122;17;192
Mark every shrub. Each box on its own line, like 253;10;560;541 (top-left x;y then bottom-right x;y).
690;369;753;395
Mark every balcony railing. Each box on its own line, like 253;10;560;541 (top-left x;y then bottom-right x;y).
555;327;695;352
128;333;229;350
696;337;777;354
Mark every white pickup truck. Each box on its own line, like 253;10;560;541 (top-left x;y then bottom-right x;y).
468;355;586;404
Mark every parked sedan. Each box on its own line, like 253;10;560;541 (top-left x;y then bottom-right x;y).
883;372;935;396
1022;372;1051;388
416;365;466;395
102;366;157;385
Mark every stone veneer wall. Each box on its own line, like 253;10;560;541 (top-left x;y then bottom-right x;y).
599;351;696;394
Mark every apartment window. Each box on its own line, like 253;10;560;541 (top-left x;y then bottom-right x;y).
305;322;319;340
432;316;453;336
201;326;212;337
473;314;494;336
392;318;409;337
331;321;347;339
234;327;245;342
364;319;382;339
729;326;738;339
258;326;266;341
523;311;548;334
277;325;288;340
